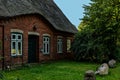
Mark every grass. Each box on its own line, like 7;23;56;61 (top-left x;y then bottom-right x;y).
1;60;120;80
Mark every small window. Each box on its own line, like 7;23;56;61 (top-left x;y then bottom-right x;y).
57;38;63;53
11;33;22;56
67;39;71;52
43;36;50;54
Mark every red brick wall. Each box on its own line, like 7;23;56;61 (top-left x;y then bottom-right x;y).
53;32;74;60
0;14;74;67
0;26;2;68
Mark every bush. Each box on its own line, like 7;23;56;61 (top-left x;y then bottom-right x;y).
114;46;120;62
71;26;117;63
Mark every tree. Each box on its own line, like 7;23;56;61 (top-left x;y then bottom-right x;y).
78;20;88;31
71;0;120;62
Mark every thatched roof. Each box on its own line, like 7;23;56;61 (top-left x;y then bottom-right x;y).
0;0;77;33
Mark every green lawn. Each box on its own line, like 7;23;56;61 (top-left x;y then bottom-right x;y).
1;60;120;80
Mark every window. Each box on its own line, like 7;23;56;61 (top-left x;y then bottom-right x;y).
67;39;71;52
11;33;22;56
57;38;63;53
43;36;50;54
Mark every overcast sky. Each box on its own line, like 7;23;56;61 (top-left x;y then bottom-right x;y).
54;0;91;28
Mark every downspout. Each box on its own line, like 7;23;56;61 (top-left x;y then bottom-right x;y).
0;24;5;70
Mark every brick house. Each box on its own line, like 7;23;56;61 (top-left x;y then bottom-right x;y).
0;0;77;69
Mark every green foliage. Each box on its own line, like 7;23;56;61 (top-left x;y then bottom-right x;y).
0;72;5;80
71;26;110;62
78;20;88;31
71;0;120;62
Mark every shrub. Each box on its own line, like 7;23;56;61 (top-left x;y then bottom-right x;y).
71;26;116;63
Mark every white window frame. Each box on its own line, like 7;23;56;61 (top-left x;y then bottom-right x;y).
43;36;50;54
57;38;63;53
11;33;22;56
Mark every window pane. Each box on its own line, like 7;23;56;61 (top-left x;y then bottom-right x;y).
47;38;49;41
11;42;16;55
13;42;16;49
57;38;62;53
18;42;22;55
57;44;59;52
12;34;16;40
44;38;45;41
47;43;49;53
43;43;46;53
67;39;71;51
60;42;62;52
18;35;22;40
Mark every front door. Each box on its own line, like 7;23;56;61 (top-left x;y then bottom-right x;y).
28;35;39;63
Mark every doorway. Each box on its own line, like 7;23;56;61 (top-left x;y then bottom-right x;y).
28;35;39;63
